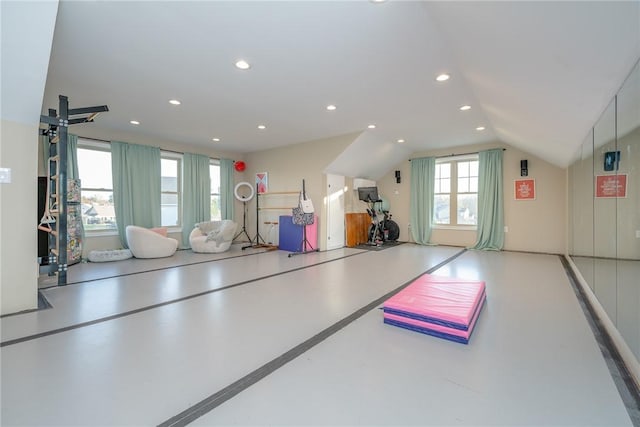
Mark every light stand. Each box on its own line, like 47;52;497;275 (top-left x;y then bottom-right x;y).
243;183;270;250
234;199;252;242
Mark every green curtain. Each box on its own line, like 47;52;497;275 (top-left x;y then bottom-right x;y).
220;158;235;220
40;134;50;176
111;141;161;247
472;149;504;250
182;153;212;247
67;134;79;179
409;157;436;245
41;133;79;178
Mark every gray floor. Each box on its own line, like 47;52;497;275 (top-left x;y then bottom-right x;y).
37;243;276;288
1;245;635;426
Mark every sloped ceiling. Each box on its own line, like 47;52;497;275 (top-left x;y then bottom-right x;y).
1;0;58;125
325;131;412;180
41;1;639;174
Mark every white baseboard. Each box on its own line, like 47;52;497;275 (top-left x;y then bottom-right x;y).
565;255;640;390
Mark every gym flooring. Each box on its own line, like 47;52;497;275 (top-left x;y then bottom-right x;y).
1;244;638;426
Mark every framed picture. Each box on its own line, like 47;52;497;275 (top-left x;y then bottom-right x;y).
256;172;268;194
515;179;535;200
595;174;627;198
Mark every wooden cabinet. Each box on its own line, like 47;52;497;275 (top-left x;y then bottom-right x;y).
345;213;370;247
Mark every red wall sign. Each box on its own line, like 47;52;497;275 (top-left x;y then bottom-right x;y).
596;174;627;198
515;179;536;200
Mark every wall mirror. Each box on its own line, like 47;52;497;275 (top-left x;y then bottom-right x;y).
569;59;640;361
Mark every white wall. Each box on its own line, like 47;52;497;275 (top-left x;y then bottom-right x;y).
377;141;567;254
1;120;41;314
244;133;358;251
1;0;59;315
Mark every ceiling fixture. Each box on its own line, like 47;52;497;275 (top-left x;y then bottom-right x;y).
436;74;450;82
367;124;376;129
235;59;251;70
460;105;471;111
397;139;405;144
326;104;337;111
476;126;485;131
169;99;181;105
212;138;221;142
130;120;140;125
370;0;387;3
257;125;266;130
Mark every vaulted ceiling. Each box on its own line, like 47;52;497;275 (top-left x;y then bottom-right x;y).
42;1;639;170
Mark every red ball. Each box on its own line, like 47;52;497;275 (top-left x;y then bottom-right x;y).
234;161;246;172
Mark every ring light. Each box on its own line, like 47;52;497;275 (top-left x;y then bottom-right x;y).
234;181;255;201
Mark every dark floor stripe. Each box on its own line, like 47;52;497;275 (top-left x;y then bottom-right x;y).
158;248;467;427
39;247;278;289
1;250;369;348
560;255;640;426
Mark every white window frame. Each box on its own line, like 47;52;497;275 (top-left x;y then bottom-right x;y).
77;138;117;235
434;154;479;230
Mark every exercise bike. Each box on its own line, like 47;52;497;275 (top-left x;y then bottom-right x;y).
366;201;400;246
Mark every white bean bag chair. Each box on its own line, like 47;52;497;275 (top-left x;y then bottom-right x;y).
189;220;238;253
125;225;178;259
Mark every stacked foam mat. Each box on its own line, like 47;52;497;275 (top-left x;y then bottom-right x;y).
383;274;486;344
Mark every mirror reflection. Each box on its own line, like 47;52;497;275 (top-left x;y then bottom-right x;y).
569;60;640;361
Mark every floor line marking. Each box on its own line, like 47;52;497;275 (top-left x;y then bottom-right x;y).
1;251;369;347
38;247;294;289
157;248;467;427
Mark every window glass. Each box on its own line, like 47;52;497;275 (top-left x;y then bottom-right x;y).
161;158;179;226
77;145;116;231
434;162;452;224
434;194;450;224
457;194;478;225
435;163;451;193
434;157;478;226
210;162;221;221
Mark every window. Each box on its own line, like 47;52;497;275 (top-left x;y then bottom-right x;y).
434;156;478;226
161;155;181;227
210;161;221;221
78;142;205;231
77;140;116;231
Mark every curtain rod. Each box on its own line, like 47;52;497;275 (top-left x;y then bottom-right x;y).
74;135;221;159
409;148;506;161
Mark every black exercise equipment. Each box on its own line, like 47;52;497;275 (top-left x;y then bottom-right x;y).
358;186;399;246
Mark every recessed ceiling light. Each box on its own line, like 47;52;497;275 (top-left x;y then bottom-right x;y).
326;104;337;111
370;0;386;3
130;120;140;125
169;99;181;105
235;59;251;70
257;124;266;130
476;126;485;131
212;138;221;142
397;139;405;144
436;74;450;82
460;105;471;111
367;124;376;129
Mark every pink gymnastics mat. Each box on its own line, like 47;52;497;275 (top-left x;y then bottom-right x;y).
383;274;486;344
